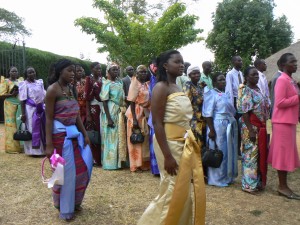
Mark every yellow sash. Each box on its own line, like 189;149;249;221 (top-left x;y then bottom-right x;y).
164;123;206;225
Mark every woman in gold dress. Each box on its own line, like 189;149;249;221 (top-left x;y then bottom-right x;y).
138;50;206;225
0;66;23;153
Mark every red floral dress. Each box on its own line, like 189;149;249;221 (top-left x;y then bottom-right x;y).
85;75;102;165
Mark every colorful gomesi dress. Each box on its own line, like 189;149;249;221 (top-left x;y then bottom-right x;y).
100;79;126;170
0;77;24;153
85;74;102;165
237;84;270;191
19;79;46;155
125;77;150;172
52;96;93;220
75;78;87;123
183;81;206;147
202;88;238;187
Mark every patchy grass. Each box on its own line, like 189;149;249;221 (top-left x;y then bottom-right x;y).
0;124;300;225
249;210;263;217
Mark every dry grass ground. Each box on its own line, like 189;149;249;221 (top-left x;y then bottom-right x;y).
0;123;300;225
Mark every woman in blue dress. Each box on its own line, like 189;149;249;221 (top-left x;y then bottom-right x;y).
202;73;239;187
100;63;126;170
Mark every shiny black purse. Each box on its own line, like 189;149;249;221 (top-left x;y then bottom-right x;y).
13;123;32;141
201;139;223;168
130;128;144;144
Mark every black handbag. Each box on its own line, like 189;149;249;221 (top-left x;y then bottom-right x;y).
13;122;32;141
201;139;223;168
86;121;100;145
130;128;144;144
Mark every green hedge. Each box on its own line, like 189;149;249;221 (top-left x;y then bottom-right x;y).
0;41;107;84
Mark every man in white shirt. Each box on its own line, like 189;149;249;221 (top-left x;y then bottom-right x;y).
176;62;191;90
254;58;270;103
225;55;243;156
270;59;283;118
225;55;244;108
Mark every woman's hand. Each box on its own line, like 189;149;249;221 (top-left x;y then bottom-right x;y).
164;155;178;176
133;119;139;129
11;90;18;97
108;119;115;128
45;144;54;158
249;129;256;143
21;115;26;123
208;129;216;141
84;135;90;147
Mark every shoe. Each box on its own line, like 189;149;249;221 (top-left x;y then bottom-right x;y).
93;163;101;168
278;190;300;200
75;205;83;211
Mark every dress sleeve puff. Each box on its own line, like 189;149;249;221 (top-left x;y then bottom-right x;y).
100;79;110;101
37;79;46;99
18;81;27;101
237;85;254;114
0;79;9;96
127;76;140;102
202;88;216;117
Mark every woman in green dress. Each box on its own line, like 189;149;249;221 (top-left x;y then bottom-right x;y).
100;63;126;170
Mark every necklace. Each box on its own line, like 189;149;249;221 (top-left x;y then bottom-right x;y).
57;80;73;99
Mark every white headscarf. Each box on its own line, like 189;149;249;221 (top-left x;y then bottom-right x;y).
187;65;200;76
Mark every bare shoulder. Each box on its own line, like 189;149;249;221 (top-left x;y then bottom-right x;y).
152;82;168;96
46;83;59;98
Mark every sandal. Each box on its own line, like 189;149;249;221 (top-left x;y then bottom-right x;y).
278;190;300;200
242;189;260;195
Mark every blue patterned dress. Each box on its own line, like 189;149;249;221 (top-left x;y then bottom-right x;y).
147;73;159;175
100;79;125;170
203;88;238;187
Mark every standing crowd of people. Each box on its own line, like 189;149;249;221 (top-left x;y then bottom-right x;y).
0;49;299;223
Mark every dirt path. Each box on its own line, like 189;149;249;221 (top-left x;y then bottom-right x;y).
0;123;300;225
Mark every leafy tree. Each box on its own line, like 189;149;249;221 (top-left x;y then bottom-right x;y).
75;0;202;67
0;8;31;40
111;0;162;17
206;0;293;71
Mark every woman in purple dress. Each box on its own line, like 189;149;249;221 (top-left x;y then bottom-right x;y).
19;67;46;155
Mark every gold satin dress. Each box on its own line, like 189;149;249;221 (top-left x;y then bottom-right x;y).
138;92;206;225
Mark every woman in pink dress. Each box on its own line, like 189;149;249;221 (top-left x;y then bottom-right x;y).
268;53;300;200
125;65;150;172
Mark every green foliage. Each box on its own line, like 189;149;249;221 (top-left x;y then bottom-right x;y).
75;0;203;68
206;0;293;72
0;8;31;40
0;41;106;87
